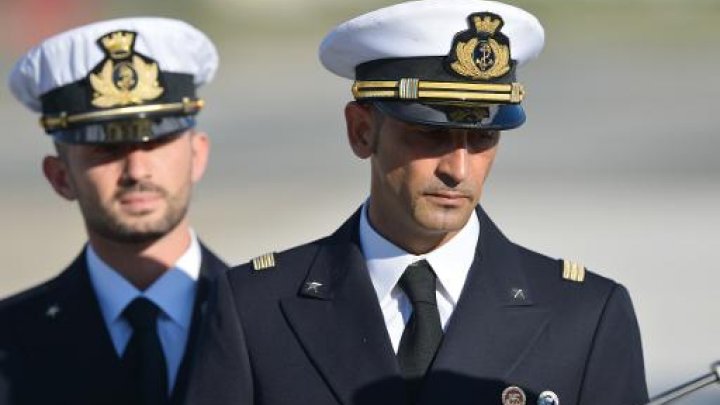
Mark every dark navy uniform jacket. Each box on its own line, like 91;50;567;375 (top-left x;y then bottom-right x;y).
0;244;227;405
185;207;648;405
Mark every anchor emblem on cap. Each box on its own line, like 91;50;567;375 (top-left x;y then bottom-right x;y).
445;12;512;81
89;30;164;108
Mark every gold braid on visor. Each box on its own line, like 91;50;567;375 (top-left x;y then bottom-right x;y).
40;97;205;131
352;79;524;104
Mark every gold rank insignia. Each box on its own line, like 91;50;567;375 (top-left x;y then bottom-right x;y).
446;12;512;80
89;30;164;108
562;259;586;283
252;252;276;271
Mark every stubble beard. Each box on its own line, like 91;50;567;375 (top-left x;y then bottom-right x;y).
82;186;191;244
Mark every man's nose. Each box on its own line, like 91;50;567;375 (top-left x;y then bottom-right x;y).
121;147;152;182
436;134;469;186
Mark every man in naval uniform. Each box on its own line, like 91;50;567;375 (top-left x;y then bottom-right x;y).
0;17;227;405
185;1;648;404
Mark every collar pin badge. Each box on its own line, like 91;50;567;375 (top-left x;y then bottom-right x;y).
538;391;559;405
502;385;526;405
511;287;526;301
45;304;61;319
305;281;323;294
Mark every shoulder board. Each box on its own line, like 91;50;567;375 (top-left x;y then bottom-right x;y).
562;259;585;283
252;252;276;271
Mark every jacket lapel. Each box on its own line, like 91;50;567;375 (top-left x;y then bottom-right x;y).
40;251;128;403
170;243;228;404
279;210;406;405
23;244;227;405
419;207;550;404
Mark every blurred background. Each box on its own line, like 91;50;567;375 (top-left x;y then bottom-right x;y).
0;0;718;402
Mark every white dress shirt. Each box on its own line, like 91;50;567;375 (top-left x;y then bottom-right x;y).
86;231;201;393
359;203;479;353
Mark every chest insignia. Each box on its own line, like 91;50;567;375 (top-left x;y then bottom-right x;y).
45;303;61;319
502;385;527;405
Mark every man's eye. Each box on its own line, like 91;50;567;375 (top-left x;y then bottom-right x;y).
415;128;447;138
468;132;499;151
90;146;114;154
87;145;125;158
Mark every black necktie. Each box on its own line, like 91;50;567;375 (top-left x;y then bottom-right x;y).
122;297;168;405
397;260;443;404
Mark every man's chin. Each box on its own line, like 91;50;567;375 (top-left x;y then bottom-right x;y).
415;209;473;234
92;218;177;244
111;231;166;244
105;224;170;243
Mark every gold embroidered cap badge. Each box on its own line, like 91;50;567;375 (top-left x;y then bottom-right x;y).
446;12;512;81
89;30;164;108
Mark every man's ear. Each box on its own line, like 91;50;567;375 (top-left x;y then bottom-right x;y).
42;155;77;201
189;131;210;184
345;102;377;159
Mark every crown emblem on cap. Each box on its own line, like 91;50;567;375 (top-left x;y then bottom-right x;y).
89;30;164;108
473;15;502;33
446;12;512;81
100;31;135;59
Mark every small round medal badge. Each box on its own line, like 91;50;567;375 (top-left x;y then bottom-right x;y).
537;391;559;405
501;385;527;405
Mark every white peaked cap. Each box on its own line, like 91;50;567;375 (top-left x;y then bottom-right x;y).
319;0;544;79
9;17;219;113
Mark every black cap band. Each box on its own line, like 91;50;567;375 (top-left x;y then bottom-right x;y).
356;56;517;83
40;72;195;116
38;72;203;143
354;57;525;130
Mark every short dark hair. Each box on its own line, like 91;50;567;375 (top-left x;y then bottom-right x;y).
368;103;386;154
53;141;69;162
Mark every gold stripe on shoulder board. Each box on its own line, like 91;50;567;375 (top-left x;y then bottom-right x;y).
562;259;585;283
252;252;276;271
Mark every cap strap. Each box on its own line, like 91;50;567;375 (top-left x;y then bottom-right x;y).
40;97;204;132
352;79;524;104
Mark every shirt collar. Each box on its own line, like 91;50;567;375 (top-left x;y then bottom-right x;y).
425;212;479;305
86;230;202;329
359;203;479;305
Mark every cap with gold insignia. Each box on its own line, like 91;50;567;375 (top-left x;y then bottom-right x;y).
319;0;544;130
8;17;218;144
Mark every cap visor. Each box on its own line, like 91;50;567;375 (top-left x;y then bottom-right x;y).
50;116;196;144
373;101;526;130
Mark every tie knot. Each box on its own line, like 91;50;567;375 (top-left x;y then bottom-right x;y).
123;297;161;331
399;260;437;305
